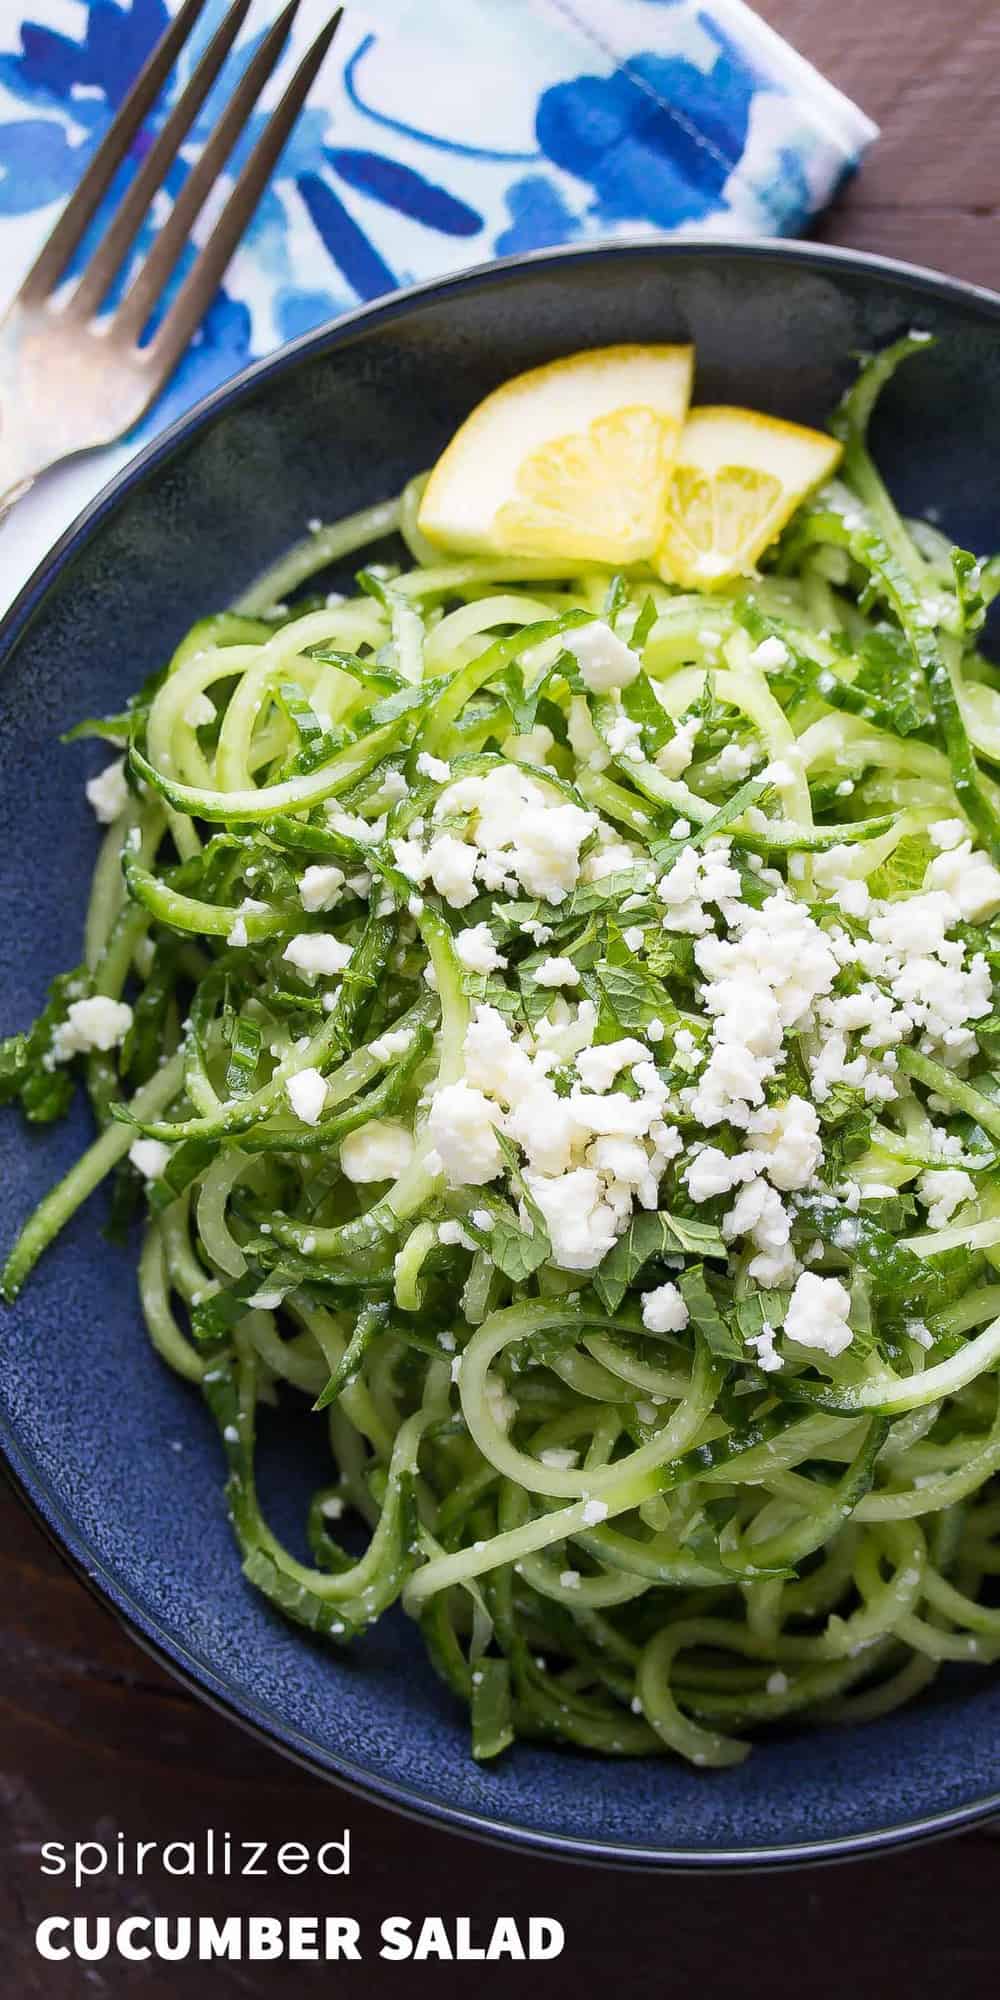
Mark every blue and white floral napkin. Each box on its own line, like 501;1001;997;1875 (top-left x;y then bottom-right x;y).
0;0;876;610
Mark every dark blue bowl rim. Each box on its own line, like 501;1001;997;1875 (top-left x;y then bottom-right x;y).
5;236;1000;1871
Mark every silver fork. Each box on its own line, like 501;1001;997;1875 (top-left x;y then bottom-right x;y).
0;0;343;512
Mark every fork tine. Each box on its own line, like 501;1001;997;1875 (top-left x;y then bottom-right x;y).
70;0;254;324
114;0;304;350
146;8;344;382
16;0;211;308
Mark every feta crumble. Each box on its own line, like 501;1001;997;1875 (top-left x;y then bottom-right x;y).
917;1167;976;1230
428;1080;502;1186
286;1067;328;1126
299;864;345;913
563;620;640;693
455;923;507;974
340;1120;414;1183
415;750;451;782
86;757;129;824
129;1137;170;1180
53;996;133;1061
641;1282;689;1334
783;1273;854;1358
534;955;580;989
283;934;353;979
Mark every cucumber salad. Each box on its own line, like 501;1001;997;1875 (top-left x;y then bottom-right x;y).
6;334;1000;1767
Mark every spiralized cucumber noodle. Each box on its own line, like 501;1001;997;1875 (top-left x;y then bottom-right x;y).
7;333;1000;1767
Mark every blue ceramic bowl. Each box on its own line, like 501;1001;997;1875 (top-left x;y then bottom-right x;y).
3;241;1000;1868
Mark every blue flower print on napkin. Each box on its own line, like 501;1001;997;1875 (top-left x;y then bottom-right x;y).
0;0;876;592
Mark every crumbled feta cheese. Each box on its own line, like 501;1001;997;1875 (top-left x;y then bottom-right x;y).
717;740;755;779
464;1004;534;1104
783;1273;853;1357
437;1218;477;1250
658;838;742;937
424;833;477;908
416;750;450;782
391;838;429;886
748;636;789;672
228;918;248;948
746;1096;822;1191
52;995;133;1061
523;919;554;947
283;934;353;979
641;1281;689;1334
917;1167;976;1230
326;808;385;844
534;955;580;988
505;723;555;767
582;839;639;882
723;1177;794;1285
762;758;797;788
691;890;837;1128
428;1080;502;1185
455;923;507;974
580;1498;609;1525
299;864;345;913
510;799;596;903
375;768;408;806
622;925;644;952
524;1167;619;1271
508;1080;581;1177
889;951;991;1053
747;1323;782;1373
563;620;640;693
184;691;216;728
605;712;644;761
570;1091;654;1139
129;1137;170;1180
340;1119;414;1183
928;819;966;851
86;757;129;824
868;892;953;961
559;1569;581;1590
925;839;1000;922
655;715;700;778
685;1145;758;1202
433;765;595;905
286;1066;327;1125
539;1448;578;1470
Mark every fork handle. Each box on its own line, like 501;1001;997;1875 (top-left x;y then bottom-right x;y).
0;322;44;514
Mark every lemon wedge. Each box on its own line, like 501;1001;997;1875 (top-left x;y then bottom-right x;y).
417;344;694;565
655;406;843;591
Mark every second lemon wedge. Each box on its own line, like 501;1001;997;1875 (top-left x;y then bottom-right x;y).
417;344;694;564
655;406;843;590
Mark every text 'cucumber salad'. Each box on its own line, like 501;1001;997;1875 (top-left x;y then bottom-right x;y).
6;334;1000;1768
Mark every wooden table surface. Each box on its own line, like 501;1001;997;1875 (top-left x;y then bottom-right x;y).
5;4;1000;1993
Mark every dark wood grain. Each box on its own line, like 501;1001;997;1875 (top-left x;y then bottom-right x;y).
4;6;1000;1990
763;0;1000;286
